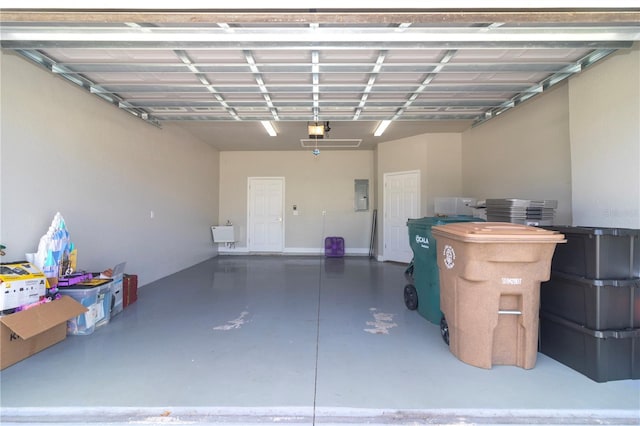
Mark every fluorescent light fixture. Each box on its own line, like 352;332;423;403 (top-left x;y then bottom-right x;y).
374;120;392;136
261;120;277;136
308;122;325;138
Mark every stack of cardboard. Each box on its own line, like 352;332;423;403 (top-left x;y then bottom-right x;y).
485;199;557;226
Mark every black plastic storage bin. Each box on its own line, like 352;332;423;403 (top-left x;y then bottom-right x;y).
543;226;639;279
541;272;640;330
539;311;640;382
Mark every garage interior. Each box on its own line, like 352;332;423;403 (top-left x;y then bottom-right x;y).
1;4;639;425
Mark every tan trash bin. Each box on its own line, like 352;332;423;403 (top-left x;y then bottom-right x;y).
431;222;565;369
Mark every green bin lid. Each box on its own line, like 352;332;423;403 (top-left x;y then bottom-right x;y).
407;216;478;228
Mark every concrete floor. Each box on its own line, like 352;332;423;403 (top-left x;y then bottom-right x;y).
1;256;638;425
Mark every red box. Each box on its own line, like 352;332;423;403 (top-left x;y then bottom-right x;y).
122;274;138;307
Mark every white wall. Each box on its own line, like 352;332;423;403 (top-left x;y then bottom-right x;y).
377;133;463;216
461;83;573;225
0;51;220;285
460;45;640;230
569;45;640;228
376;133;463;255
218;150;375;254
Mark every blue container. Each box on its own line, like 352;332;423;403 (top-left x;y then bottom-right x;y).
58;281;112;334
56;286;99;335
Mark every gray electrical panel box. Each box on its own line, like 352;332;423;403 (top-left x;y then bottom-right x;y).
355;179;369;211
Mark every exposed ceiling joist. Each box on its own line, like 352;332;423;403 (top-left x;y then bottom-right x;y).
1;8;639;150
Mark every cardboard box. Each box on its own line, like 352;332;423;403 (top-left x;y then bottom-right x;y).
0;296;87;370
123;274;138;308
0;261;47;312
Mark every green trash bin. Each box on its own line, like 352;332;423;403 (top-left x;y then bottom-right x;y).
405;216;480;325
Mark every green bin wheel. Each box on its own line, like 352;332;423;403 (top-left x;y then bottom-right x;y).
440;315;450;346
403;284;418;311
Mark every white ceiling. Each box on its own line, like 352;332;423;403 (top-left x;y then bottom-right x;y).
1;8;639;150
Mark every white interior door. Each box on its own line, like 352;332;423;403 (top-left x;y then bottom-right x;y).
383;171;420;263
248;177;284;252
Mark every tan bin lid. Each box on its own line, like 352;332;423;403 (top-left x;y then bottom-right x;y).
431;222;566;243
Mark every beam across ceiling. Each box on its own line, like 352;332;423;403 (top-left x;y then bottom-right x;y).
1;9;640;25
1;25;638;49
